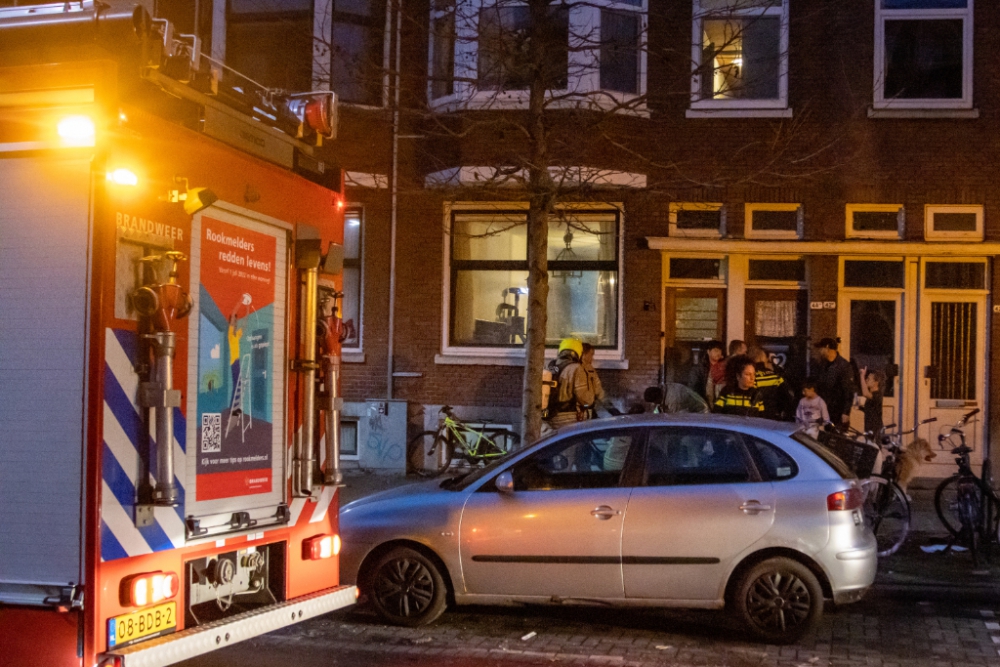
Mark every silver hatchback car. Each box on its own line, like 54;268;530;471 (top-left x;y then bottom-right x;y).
339;414;877;643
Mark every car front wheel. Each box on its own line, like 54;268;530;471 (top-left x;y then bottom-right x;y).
368;546;448;627
731;557;823;644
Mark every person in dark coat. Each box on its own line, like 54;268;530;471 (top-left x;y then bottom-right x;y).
814;337;854;430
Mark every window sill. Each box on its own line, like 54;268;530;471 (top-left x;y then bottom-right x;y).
867;107;979;120
686;108;793;119
342;351;366;364
429;94;650;118
435;352;629;370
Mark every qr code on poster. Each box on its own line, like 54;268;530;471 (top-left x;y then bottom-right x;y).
201;413;222;453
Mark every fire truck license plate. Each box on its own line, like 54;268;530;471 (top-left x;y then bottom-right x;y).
107;601;177;649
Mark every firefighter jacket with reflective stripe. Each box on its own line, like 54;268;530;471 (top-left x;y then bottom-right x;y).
713;387;765;417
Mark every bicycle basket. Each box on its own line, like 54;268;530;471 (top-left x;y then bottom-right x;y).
818;431;879;478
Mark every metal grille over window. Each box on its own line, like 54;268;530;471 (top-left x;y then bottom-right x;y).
930;302;977;401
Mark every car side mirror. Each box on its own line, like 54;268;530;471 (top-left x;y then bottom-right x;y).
644;386;664;404
495;471;514;494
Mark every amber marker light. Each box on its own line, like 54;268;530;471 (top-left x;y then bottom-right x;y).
107;169;139;186
303;534;341;560
120;571;179;607
57;115;95;146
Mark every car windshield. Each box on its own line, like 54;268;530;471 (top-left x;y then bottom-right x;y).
791;431;854;479
439;451;517;491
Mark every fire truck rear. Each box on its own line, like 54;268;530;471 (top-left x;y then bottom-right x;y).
0;3;354;666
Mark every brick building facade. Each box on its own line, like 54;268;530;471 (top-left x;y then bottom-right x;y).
181;0;999;477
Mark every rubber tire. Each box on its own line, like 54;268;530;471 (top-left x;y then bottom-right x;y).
368;547;448;627
862;476;911;557
482;429;520;455
935;475;974;537
410;431;454;477
731;557;823;644
957;486;981;567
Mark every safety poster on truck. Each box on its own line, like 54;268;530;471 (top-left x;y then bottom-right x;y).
194;215;278;501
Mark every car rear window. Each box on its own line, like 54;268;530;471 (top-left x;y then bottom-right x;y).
748;438;798;481
791;431;854;479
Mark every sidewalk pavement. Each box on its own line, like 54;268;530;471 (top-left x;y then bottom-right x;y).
336;470;1000;597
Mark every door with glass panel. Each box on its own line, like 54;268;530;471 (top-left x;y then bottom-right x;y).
838;259;907;436
838;296;902;436
663;287;726;390
744;288;808;390
916;261;987;476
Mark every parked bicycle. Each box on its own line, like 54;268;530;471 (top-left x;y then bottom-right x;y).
861;417;936;557
410;406;520;477
933;408;999;567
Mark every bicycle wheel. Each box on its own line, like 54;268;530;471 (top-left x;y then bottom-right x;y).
957;485;981;567
862;475;910;557
409;431;454;477
935;475;973;537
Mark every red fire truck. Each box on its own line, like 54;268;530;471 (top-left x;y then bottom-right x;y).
0;3;354;666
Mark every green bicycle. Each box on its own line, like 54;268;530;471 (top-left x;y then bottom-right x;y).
410;405;520;477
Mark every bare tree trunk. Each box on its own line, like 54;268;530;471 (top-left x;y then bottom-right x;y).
520;0;554;444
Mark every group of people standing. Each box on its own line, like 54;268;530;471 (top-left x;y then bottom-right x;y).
685;336;882;436
544;335;884;437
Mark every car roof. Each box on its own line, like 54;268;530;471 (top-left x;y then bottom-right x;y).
544;413;802;441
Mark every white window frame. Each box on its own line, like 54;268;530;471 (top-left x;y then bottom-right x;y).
839;255;906;292
873;0;974;111
340;206;365;358
744;203;801;239
845;204;904;240
745;255;807;288
689;0;789;114
921;257;988;293
428;0;648;115
664;255;727;284
669;202;726;239
439;202;626;364
924;204;983;242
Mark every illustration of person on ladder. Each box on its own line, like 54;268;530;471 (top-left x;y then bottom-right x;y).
226;293;253;440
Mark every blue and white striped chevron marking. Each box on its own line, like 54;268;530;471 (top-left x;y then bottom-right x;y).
101;328;187;561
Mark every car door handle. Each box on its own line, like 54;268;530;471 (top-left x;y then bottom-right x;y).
590;505;619;520
739;500;772;514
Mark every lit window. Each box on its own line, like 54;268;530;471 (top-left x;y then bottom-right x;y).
924;205;982;241
669;202;725;238
874;0;973;110
846;204;904;239
429;0;646;112
341;209;363;350
690;0;788;111
744;203;801;239
447;207;620;349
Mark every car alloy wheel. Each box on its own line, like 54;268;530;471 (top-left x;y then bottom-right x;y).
733;557;823;644
369;546;447;627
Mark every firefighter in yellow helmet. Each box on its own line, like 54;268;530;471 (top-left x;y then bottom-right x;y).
544;338;596;431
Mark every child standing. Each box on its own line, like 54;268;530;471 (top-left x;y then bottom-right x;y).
858;367;885;437
796;380;830;438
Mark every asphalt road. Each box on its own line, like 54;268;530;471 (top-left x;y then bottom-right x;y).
177;591;1000;667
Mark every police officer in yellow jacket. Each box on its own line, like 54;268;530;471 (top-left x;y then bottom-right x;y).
714;354;765;417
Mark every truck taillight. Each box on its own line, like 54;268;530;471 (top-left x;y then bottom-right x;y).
303;534;341;560
121;571;179;607
827;488;863;511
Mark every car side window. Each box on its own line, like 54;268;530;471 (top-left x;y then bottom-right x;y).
644;427;756;486
748;437;799;481
511;431;637;491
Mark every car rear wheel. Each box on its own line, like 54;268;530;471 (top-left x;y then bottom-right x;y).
731;557;823;644
368;547;447;627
